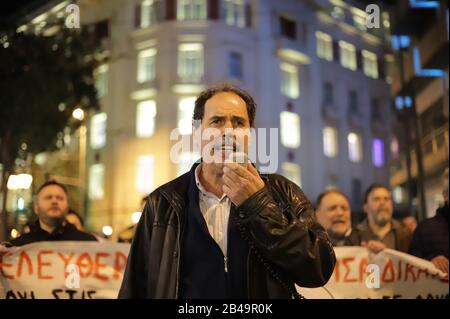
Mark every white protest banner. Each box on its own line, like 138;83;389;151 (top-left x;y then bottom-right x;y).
297;247;449;299
0;241;130;299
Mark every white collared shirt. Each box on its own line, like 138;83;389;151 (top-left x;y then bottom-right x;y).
195;164;231;256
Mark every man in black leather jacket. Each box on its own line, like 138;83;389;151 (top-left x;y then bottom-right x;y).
118;84;336;299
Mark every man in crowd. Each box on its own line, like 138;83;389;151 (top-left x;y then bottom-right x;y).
315;190;362;246
409;168;448;274
6;180;97;246
119;84;335;299
357;183;412;253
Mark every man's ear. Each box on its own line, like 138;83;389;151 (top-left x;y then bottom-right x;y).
363;203;368;215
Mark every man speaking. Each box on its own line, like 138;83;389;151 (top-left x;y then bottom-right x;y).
118;84;335;299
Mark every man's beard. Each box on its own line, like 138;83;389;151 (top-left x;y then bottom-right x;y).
39;208;67;228
373;211;391;227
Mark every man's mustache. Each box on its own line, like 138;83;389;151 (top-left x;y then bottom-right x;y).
212;135;242;152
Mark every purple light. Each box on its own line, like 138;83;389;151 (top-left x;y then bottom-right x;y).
373;139;384;167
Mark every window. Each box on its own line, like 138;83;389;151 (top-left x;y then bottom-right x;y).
393;186;404;204
331;6;345;20
90;112;107;149
177;0;206;21
323;126;338;157
141;0;159;28
178;43;204;82
362;50;378;79
279;16;296;40
353;14;366;31
224;0;245;28
282;162;301;187
280;111;300;148
137;48;156;83
229;52;243;80
178;97;196;135
370;98;381;121
348;90;358;114
280;63;299;99
323;82;333;105
351;178;362;206
339;41;356;70
136;155;155;193
95;64;108;99
89;164;104;200
178;151;200;176
372;138;384;167
316;31;333;61
136;100;157;138
348;132;362;162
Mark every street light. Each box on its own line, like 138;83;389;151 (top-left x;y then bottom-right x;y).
72;107;85;121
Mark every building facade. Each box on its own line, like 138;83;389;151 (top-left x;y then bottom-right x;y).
21;0;394;236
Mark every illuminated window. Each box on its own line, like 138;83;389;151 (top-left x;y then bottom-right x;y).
178;43;204;82
353;14;366;31
280;111;300;148
89;164;104;200
372;138;384;167
393;186;404;204
95;64;108;99
362;50;378;79
348;132;362;162
137;48;156;83
141;0;159;28
136;100;157;138
178;97;196;135
136;155;155;193
90;112;107;149
323;126;338;157
280;63;299;99
339;41;356;70
316;31;333;61
177;0;206;21
224;0;245;28
282;162;301;187
331;6;345;20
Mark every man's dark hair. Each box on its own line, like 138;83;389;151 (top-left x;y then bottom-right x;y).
37;180;68;195
363;183;390;204
68;209;84;226
316;189;350;210
193;83;257;127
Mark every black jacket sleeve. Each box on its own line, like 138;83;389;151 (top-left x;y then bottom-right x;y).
118;199;154;298
236;175;336;288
